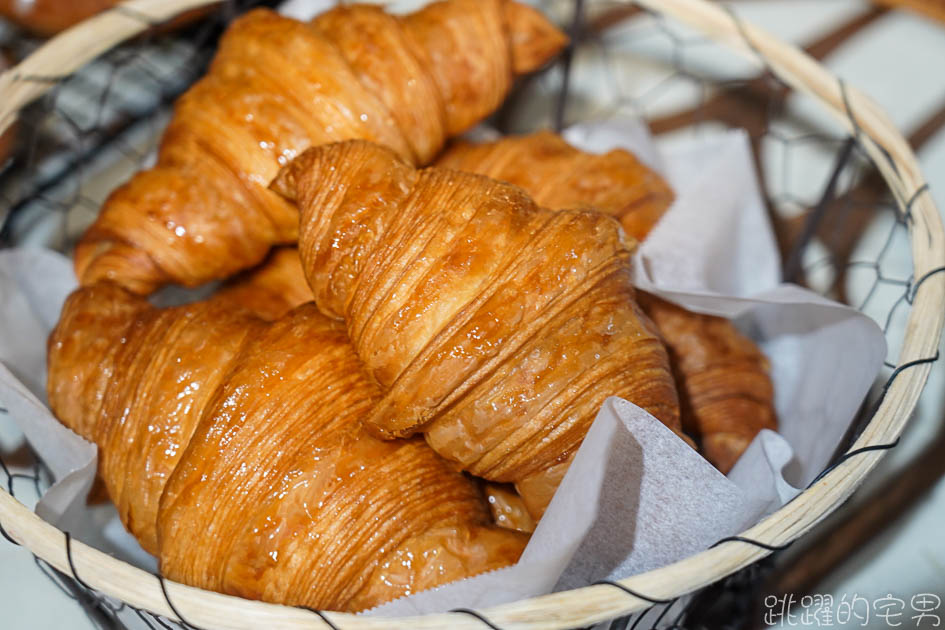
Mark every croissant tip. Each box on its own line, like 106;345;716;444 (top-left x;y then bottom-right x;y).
504;0;569;75
269;163;299;203
271;140;407;203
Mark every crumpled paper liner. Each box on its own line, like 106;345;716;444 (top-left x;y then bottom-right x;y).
0;120;885;617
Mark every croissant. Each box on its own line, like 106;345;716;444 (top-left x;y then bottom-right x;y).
74;1;567;294
229;128;774;474
270;140;681;519
437;131;777;471
436;130;674;241
47;283;526;611
212;252;541;538
213;247;313;321
218;244;774;477
634;293;776;473
485;484;537;533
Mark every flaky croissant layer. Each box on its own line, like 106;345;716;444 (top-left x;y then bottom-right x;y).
225;129;775;478
635;293;777;473
437;131;675;241
75;0;566;295
436;131;778;473
48;283;526;611
273;140;682;519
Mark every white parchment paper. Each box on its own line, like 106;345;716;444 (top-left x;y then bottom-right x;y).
0;120;886;617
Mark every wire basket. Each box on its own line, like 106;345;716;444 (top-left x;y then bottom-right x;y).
0;0;943;628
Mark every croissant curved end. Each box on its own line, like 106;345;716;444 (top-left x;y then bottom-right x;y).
503;0;569;74
269;140;410;203
268;161;299;203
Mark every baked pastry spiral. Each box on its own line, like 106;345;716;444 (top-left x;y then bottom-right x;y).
214;254;542;535
47;283;526;611
273;140;681;519
436;130;674;241
217;242;775;477
74;1;567;294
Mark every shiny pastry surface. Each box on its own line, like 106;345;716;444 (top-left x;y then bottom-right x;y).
213;247;313;321
274;140;682;519
439;131;777;472
48;283;526;611
437;130;674;241
223;132;775;476
75;1;567;295
485;483;537;533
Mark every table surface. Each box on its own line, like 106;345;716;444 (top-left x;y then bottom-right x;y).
1;1;944;628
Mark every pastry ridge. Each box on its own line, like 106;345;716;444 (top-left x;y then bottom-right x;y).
48;283;526;611
273;140;682;518
74;1;566;295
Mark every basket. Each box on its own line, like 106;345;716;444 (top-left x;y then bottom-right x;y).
1;0;943;628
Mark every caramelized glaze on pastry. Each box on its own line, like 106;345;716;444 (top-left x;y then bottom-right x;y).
437;130;674;241
273;140;682;519
48;283;526;611
485;483;537;533
74;1;567;294
440;131;777;472
213;247;312;321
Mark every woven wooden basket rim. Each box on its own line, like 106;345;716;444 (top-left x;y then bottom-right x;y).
1;0;943;628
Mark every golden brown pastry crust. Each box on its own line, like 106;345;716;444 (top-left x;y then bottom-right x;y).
436;131;674;241
636;292;777;473
215;252;773;476
439;131;776;473
213;247;312;321
274;140;681;519
74;2;566;295
226;133;774;475
485;483;537;533
0;0;207;36
48;283;526;611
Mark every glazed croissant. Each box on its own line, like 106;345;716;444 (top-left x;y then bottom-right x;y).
228;128;774;475
74;1;567;295
213;247;314;322
272;140;681;519
216;242;774;476
436;131;777;472
436;130;674;241
47;283;526;611
213;252;542;537
634;293;777;473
